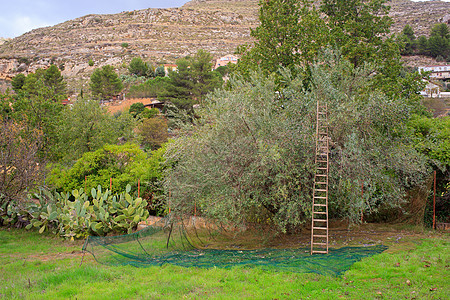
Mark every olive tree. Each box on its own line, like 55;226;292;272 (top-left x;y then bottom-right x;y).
164;52;429;231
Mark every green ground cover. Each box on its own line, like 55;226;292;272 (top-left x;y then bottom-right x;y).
0;228;448;299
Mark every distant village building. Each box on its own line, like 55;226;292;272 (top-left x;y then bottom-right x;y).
418;65;450;80
164;64;178;76
214;54;239;69
421;81;441;98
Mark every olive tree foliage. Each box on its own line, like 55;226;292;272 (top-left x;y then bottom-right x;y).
311;52;429;221
165;72;316;230
164;52;429;231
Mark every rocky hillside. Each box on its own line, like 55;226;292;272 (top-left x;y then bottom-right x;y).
0;0;449;93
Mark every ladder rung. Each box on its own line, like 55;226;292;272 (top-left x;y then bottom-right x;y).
315;189;327;192
315;182;327;184
313;227;327;230
317;167;327;170
313;234;327;238
313;197;327;200
313;219;327;222
313;242;327;246
313;211;327;214
315;174;327;177
311;250;328;254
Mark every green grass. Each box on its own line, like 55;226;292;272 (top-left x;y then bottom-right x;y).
0;228;449;299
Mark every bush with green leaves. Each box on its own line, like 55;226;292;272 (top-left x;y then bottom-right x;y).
138;116;168;151
155;66;165;77
54;98;135;163
126;76;170;98
129;102;146;117
128;57;149;77
47;143;167;214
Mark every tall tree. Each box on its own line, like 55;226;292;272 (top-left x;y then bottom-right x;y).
11;73;26;92
236;0;404;95
90;65;123;100
428;23;450;58
8;67;66;160
236;0;328;77
417;35;430;56
128;57;149;77
164;53;429;230
43;64;67;99
55;99;135;163
399;25;416;55
189;50;223;101
162;50;222;111
321;0;392;67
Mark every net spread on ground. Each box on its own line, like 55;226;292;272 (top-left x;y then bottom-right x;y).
82;217;387;276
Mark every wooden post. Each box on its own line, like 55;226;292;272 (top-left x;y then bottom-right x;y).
361;181;364;223
433;170;436;230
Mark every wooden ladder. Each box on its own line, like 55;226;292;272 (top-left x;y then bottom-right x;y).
311;102;329;255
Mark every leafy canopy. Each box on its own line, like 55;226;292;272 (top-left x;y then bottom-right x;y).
128;57;149;77
90;65;123;99
164;51;429;230
55;98;135;163
162;50;222;112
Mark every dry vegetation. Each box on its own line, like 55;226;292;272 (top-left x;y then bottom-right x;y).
105;97;156;115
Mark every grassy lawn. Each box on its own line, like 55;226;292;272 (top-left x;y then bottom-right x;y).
0;227;448;299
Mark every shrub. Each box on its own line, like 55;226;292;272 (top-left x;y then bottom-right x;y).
126;76;170;98
138;117;168;150
129;102;146;117
47;143;167;209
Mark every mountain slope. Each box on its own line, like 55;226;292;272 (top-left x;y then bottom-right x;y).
0;0;448;89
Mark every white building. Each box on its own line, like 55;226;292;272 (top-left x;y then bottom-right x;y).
418;65;450;80
214;55;239;69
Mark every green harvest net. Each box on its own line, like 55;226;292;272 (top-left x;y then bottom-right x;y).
82;216;387;276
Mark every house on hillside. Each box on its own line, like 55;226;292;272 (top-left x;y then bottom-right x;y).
418;65;450;80
144;100;164;110
164;64;177;76
214;54;239;69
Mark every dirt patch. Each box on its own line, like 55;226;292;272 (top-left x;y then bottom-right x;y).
182;220;440;252
105;98;156;115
